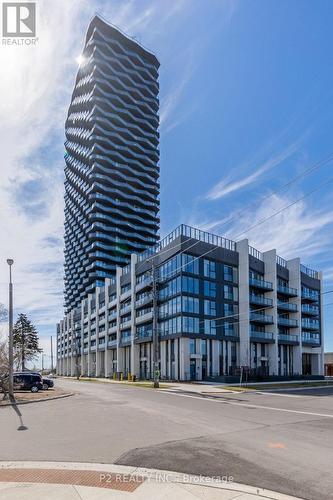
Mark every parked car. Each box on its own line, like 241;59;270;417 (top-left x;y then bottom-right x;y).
15;372;54;391
41;377;54;390
13;373;43;393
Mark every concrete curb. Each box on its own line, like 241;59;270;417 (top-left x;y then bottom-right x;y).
0;461;303;499
0;392;74;407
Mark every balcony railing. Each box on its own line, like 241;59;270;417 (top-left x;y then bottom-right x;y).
138;223;236;262
301;264;319;280
301;318;320;330
278;333;298;343
301;289;319;301
277;285;298;297
223;327;239;337
250;312;274;324
249;246;263;261
276;255;287;268
301;304;319;316
277;301;297;312
278;317;298;328
250;295;273;307
302;332;320;345
249;277;273;291
250;330;274;341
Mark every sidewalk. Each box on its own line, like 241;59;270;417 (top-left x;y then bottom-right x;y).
0;461;304;500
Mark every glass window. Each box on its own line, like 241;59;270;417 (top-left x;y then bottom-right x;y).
204;259;216;279
159;296;181;318
182;254;199;274
189;338;196;354
204;299;216;316
183;316;200;333
182;276;199;294
204;280;216;297
223;265;238;283
182;296;199;314
223;285;238;301
160;316;182;336
224;303;238;317
204;319;216;335
159;276;181;300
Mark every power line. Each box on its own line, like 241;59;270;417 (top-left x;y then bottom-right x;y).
232;174;333;240
160;173;333;282
210;152;333;235
136;154;333;277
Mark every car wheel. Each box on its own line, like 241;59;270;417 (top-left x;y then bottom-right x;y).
43;383;49;391
31;386;39;393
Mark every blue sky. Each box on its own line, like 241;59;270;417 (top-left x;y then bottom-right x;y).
1;0;333;364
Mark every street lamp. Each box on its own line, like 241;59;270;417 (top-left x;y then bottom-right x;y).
6;259;14;399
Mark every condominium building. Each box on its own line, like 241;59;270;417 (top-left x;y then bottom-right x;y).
57;224;324;380
64;15;160;311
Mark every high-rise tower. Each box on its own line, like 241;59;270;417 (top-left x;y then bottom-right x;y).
64;15;160;311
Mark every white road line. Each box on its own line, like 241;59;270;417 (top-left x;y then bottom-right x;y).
256;391;303;398
159;390;333;418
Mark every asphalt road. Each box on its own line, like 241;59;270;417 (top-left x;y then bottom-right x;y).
1;379;333;500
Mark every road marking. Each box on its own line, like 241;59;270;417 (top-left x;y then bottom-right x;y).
256;391;303;398
268;442;286;449
159;390;333;419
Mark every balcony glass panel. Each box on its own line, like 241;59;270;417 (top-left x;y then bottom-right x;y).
278;317;298;327
302;332;320;344
250;312;274;324
277;285;298;296
250;295;273;307
278;333;298;342
250;330;274;340
249;277;273;290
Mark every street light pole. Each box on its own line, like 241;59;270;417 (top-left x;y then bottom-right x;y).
7;259;14;399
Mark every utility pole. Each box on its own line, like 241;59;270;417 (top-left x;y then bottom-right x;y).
41;351;44;371
50;335;54;373
151;258;159;388
7;259;14;399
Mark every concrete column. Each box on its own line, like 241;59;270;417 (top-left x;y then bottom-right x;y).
319;271;325;376
95;288;100;377
180;338;190;380
206;339;211;377
227;342;232;375
87;294;92;376
104;278;110;377
160;341;167;378
174;338;179;380
116;267;123;373
236;239;250;368
287;258;302;375
222;340;227;375
167;339;171;379
80;300;85;376
130;254;140;378
212;340;219;377
263;249;278;376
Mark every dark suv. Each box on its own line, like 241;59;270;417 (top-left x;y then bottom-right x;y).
13;373;43;393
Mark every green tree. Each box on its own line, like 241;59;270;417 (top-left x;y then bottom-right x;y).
13;314;41;371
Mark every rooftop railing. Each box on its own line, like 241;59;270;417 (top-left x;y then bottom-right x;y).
301;264;319;280
249;246;263;261
137;224;236;262
276;255;287;267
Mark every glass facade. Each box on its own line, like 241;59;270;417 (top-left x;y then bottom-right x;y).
64;16;160;311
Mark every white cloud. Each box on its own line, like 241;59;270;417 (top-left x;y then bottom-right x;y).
0;0;198;360
208;192;333;261
206;140;301;200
